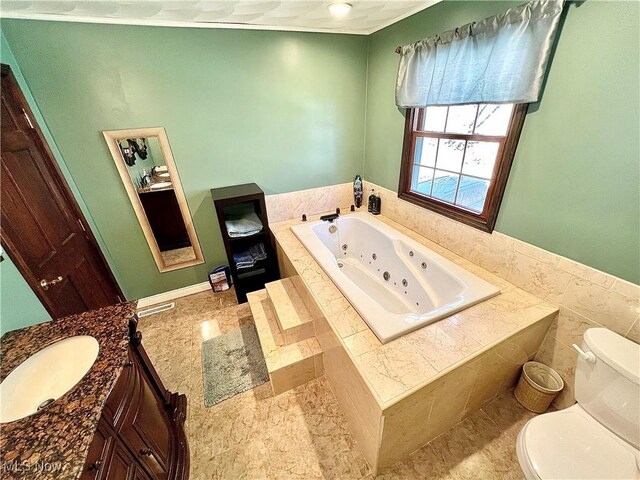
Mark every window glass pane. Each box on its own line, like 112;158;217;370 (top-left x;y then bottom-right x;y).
431;170;459;203
411;166;434;195
436;139;465;172
462;141;500;179
413;137;437;167
423;106;448;132
445;104;477;134
474;104;513;136
455;176;490;212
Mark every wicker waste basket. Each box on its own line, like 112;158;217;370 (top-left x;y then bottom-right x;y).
514;361;564;413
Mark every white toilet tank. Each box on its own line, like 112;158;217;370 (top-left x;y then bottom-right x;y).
575;328;640;449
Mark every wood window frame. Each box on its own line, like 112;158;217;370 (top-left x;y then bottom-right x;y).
398;103;528;233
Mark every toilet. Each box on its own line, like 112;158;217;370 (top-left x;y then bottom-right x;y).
516;328;640;479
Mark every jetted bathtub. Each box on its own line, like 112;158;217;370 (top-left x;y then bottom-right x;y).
291;212;500;343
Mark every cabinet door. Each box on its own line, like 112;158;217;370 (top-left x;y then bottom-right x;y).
80;419;112;480
132;465;154;480
120;366;171;479
104;441;137;480
103;350;137;430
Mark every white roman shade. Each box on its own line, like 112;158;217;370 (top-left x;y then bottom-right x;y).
395;0;564;108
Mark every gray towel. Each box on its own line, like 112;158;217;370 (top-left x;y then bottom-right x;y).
225;212;263;237
249;243;267;261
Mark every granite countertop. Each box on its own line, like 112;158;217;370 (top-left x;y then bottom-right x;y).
270;211;558;407
138;184;174;194
0;302;136;480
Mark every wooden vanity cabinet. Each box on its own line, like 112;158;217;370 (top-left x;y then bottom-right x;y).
139;189;191;252
81;318;188;480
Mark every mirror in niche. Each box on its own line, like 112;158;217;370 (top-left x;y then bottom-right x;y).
103;127;204;272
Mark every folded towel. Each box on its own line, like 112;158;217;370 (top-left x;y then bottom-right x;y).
236;262;255;270
233;242;268;270
225;212;263;238
230;229;262;238
249;243;267;261
233;250;255;270
233;252;256;270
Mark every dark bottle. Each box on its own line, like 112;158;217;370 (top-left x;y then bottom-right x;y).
353;174;363;208
367;189;376;213
372;191;381;215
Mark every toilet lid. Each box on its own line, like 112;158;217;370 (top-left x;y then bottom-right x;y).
522;406;640;479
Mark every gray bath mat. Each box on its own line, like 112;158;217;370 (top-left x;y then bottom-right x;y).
201;324;269;407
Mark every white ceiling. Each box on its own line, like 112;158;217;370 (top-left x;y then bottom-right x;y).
0;1;441;35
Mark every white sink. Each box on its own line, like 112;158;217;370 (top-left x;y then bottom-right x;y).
150;181;172;190
0;335;99;423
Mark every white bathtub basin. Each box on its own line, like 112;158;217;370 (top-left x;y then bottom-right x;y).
0;335;99;423
291;213;499;343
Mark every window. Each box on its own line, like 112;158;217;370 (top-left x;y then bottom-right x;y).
399;103;527;232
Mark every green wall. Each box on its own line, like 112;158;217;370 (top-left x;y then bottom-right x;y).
0;255;51;337
1;21;369;299
365;0;640;283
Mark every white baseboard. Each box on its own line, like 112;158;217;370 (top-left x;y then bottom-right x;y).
136;281;211;309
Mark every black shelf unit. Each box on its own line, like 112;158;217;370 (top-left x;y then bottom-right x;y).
211;183;279;303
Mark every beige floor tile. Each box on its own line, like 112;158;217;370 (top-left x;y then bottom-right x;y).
481;391;536;440
266;412;370;479
375;460;420;480
428;410;522;480
408;445;461;480
192;438;270;480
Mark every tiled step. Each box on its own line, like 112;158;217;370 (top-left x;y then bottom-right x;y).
247;290;323;395
264;278;315;344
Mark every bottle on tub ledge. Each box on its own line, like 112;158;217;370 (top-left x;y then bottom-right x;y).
372;191;381;215
368;189;381;215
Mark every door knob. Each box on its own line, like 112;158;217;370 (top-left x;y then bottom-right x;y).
40;276;63;290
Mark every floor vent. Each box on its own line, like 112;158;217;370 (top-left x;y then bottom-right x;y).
137;302;175;318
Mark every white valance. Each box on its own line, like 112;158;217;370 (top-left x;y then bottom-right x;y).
395;0;564;108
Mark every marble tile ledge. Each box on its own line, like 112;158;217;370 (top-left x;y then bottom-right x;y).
270;211;558;408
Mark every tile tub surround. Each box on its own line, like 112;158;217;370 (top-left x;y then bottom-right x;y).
265;182;354;223
0;302;135;480
363;181;640;408
270;213;557;471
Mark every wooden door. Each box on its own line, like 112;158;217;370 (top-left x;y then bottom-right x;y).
0;65;122;318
